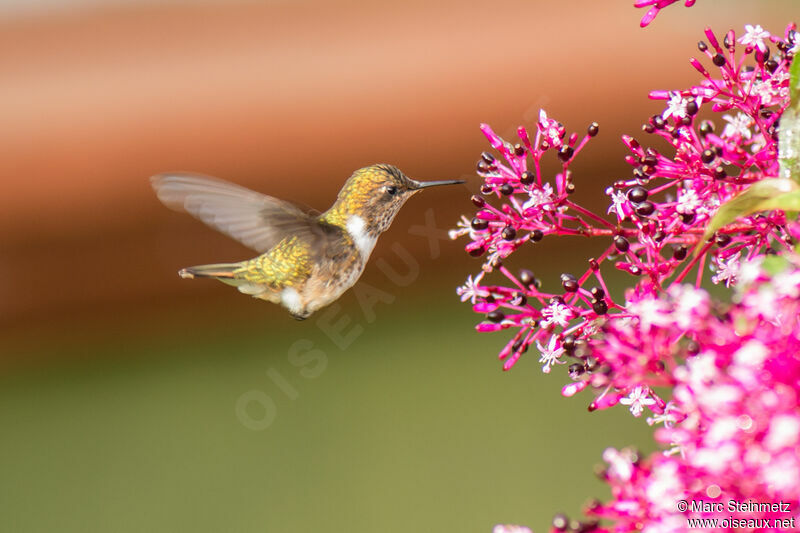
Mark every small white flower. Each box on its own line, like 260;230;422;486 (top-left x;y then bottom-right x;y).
761;452;800;492
733;339;768;367
736;256;763;286
772;70;790;86
662;91;687;120
581;322;598;338
764;415;800;450
482;247;505;273
697;384;743;408
646;402;681;428
538;108;549;123
646;412;669;427
748;79;779;106
750;133;767;154
790;34;799;55
448;215;487;241
448;215;469;240
711;252;741;287
741;285;778;320
456;272;489;304
493;526;532;533
538;109;562;146
606;187;630;221
773;268;800;298
645;461;683;513
602;448;635;481
738;24;771;50
705;416;739;445
692;442;738;474
675;188;702;215
683;352;719;386
620;386;656;417
721;112;753;140
694;194;720;218
540;301;573;328
628;297;672;332
668;284;708;329
521;183;554;211
536;335;565;374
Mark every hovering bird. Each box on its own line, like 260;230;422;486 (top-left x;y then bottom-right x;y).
151;164;463;319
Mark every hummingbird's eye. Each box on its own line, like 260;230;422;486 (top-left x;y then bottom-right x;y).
386;185;398;196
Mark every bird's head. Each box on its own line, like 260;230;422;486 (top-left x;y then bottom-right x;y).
327;164;463;234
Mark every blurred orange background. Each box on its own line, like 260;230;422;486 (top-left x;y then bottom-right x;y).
3;0;791;355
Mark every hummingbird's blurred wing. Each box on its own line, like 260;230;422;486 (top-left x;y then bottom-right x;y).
151;172;325;253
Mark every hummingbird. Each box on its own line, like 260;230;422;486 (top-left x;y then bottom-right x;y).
151;164;463;320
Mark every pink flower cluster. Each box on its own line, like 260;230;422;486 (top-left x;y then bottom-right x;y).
451;24;797;410
495;253;800;533
464;21;800;533
465;7;799;533
581;257;800;532
449;110;613;373
634;0;697;27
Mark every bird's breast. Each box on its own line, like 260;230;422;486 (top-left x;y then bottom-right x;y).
299;250;365;314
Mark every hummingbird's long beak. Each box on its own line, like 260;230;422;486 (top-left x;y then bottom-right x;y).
410;179;465;190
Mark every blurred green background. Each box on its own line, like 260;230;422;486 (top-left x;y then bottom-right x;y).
2;295;654;532
0;0;794;531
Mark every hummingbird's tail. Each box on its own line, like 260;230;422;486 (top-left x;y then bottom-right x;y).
178;263;239;281
179;262;270;297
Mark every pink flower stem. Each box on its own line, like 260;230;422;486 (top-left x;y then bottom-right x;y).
499;265;528;292
566;201;617;229
695;253;706;288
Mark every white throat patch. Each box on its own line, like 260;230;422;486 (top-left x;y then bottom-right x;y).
346;215;377;257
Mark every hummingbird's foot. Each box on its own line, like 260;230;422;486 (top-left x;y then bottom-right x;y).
291;313;308;321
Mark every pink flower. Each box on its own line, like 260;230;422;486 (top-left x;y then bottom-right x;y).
739;24;771;52
633;0;697;27
457;272;489;304
536;335;565;374
661;91;689;120
711;251;741;287
620;386;657;417
540;300;573;329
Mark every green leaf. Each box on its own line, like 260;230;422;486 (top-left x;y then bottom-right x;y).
779;107;800;183
780;57;800;183
757;189;800;211
696;178;800;256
